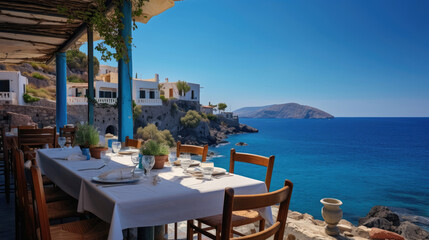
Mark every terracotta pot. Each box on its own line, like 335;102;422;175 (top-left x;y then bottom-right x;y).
89;147;108;159
154;155;168;169
321;198;343;236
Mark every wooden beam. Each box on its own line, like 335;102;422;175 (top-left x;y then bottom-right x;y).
0;29;69;39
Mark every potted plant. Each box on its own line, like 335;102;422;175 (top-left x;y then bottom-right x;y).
140;140;169;169
74;123;107;159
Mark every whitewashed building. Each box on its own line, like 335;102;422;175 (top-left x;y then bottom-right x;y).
67;73;161;106
0;71;28;105
201;105;215;115
160;78;200;103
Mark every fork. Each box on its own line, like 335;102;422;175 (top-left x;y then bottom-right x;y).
78;165;106;171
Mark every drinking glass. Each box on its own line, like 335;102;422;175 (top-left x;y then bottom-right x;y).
58;137;66;150
130;153;140;177
180;154;192;173
168;151;177;167
201;161;214;180
100;151;110;166
142;155;155;177
112;141;121;156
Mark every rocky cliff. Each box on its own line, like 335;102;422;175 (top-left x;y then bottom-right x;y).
234;103;334;119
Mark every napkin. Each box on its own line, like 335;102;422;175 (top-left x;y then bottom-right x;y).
67;154;87;161
98;167;134;180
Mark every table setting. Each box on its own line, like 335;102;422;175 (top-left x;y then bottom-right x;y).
36;140;272;240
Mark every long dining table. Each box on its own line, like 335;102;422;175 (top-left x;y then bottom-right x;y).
36;147;272;240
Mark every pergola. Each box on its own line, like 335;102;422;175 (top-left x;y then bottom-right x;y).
0;0;177;142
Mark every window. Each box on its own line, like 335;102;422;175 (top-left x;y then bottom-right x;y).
99;91;105;98
139;90;146;99
113;92;117;98
0;80;10;92
105;91;112;98
23;84;26;93
149;91;155;99
191;90;195;99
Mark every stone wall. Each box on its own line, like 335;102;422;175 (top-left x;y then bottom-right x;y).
0;105;56;128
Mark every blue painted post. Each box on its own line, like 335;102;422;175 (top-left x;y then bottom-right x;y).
118;0;133;142
87;27;94;125
56;52;67;130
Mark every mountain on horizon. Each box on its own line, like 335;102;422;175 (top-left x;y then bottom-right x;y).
234;103;334;119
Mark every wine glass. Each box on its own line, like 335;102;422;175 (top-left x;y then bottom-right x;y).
180;153;192;173
112;141;121;156
130;153;140;177
58;137;66;151
100;151;110;166
142;155;155;177
201;161;215;180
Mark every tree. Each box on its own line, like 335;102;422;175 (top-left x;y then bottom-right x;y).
66;49;100;77
176;80;191;96
218;103;227;112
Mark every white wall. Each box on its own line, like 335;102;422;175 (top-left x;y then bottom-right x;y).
0;71;28;105
161;82;200;102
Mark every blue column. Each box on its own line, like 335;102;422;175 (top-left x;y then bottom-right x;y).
118;0;133;142
56;52;67;130
87;27;94;125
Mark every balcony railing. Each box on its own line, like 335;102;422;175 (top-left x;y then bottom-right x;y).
135;98;162;106
95;98;117;105
0;92;17;104
67;97;88;105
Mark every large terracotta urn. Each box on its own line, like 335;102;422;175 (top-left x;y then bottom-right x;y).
320;198;343;236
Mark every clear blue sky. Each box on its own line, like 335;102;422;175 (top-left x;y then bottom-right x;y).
81;0;429;117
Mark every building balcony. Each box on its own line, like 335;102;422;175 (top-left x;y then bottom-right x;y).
0;92;17;104
95;98;117;105
67;97;88;105
135;98;162;106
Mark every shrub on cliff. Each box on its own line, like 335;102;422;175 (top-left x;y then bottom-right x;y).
180;110;202;128
136;124;175;147
23;93;40;103
66;49;100;76
67;75;85;83
207;113;217;121
31;72;47;80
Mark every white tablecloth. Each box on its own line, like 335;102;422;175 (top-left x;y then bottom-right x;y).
37;148;272;240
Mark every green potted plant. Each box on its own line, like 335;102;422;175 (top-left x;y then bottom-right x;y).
74;123;107;159
140;140;169;169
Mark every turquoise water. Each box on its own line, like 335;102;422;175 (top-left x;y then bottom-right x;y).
210;118;429;225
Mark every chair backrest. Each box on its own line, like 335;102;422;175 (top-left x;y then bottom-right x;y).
125;136;142;149
221;180;293;240
18;128;57;161
229;148;275;191
60;126;76;146
31;165;52;240
13;148;36;240
0;126;5;155
11;125;38;130
176;141;209;162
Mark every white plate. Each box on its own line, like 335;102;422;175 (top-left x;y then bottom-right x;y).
189;167;227;175
174;160;200;167
118;149;140;155
92;176;141;184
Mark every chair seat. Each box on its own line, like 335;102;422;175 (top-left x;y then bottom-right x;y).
198;210;263;228
43;175;54;185
41;218;109;240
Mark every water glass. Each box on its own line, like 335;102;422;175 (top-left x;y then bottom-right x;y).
168;151;177;166
100;151;110;166
58;137;66;150
142;155;155;177
201;161;214;180
180;156;192;174
112;141;121;156
130;153;140;177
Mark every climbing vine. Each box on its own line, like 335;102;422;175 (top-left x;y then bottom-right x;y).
59;0;147;62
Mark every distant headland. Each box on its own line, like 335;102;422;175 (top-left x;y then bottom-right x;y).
234;103;334;119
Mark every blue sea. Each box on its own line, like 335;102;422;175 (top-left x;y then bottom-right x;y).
209;118;429;227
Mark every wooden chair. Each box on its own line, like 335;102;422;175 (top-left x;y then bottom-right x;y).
176;141;209;162
31;165;109;240
0;126;11;203
59;126;76;147
18;128;57;162
188;180;293;240
11;125;38;130
190;148;275;240
13;148;82;239
125;136;142;149
168;141;209;239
